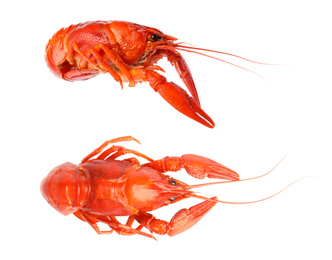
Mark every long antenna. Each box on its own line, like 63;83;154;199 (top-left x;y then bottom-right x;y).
175;44;278;65
190;176;310;204
173;46;266;80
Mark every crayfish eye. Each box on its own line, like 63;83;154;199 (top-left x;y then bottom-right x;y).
169;180;177;186
148;34;162;42
169;197;176;202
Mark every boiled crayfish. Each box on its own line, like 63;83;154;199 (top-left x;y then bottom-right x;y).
45;20;266;128
40;136;240;239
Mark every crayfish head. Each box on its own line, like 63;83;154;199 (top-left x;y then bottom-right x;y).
109;21;177;65
40;162;89;216
126;167;193;212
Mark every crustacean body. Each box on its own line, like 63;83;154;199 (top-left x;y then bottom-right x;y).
45;20;264;128
40;136;239;239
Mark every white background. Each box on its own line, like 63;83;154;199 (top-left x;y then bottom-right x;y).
1;0;331;259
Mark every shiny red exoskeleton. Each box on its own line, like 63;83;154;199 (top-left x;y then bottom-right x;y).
46;20;263;128
40;136;239;239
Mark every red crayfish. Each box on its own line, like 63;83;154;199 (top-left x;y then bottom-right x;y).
45;20;265;128
41;136;241;239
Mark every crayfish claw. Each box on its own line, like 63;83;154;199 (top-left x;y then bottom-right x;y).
154;81;215;128
143;154;238;181
181;154;239;181
168;197;218;236
134;199;217;237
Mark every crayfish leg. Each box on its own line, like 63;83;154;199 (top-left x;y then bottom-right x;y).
81;136;140;163
73;210;113;235
69;41;125;88
74;211;156;239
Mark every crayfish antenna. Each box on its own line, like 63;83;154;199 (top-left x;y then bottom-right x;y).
174;43;284;81
236;155;287;183
190;176;312;205
175;46;266;81
176;44;279;65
